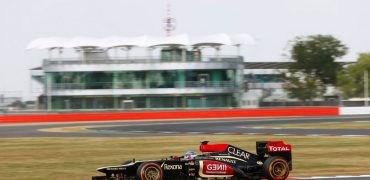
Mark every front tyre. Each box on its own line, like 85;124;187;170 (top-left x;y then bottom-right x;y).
136;162;163;180
263;156;289;180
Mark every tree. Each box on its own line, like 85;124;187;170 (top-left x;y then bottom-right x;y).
337;53;370;99
283;34;348;102
8;100;26;109
283;71;325;103
290;35;348;84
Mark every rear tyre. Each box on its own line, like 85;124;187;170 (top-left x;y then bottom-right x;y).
136;162;163;180
263;156;289;180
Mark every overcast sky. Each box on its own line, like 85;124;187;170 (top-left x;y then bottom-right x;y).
0;0;369;100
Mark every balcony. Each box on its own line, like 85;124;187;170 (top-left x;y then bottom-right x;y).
43;56;243;66
49;81;239;96
43;56;244;72
51;81;237;90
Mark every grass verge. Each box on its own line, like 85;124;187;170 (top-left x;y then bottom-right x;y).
0;135;369;180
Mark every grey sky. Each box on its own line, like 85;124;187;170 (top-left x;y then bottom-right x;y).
0;0;369;100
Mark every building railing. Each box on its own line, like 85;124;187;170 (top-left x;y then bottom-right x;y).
43;56;243;65
248;82;283;89
174;81;236;88
51;81;237;90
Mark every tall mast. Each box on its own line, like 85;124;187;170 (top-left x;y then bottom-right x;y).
164;0;176;37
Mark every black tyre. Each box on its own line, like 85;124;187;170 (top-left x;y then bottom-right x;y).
263;156;289;180
136;162;163;180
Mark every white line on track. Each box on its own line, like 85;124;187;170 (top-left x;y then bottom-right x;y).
273;134;291;136
341;135;367;137
242;132;262;135
295;175;370;179
213;132;228;135
186;132;202;134
132;131;149;133
162;131;176;134
306;134;323;136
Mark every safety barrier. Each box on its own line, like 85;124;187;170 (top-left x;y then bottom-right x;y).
0;107;339;124
339;107;370;115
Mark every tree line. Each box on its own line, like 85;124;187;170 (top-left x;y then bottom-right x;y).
282;34;370;102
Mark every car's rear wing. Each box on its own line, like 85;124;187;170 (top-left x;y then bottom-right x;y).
256;141;292;170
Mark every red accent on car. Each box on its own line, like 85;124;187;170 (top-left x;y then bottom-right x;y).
202;161;234;175
267;141;292;152
199;144;229;152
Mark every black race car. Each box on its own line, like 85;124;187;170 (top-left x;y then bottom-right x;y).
92;141;292;180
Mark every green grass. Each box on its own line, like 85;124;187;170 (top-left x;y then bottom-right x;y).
0;135;369;180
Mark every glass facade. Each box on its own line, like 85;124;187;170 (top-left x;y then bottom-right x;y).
47;69;239;109
50;94;234;110
49;69;238;90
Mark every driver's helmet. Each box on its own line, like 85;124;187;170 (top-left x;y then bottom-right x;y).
184;150;197;160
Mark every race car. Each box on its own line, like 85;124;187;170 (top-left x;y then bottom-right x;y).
92;141;292;180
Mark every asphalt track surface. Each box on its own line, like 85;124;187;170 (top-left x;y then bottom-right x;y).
0;115;369;137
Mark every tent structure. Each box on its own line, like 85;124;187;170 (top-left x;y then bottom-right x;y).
26;33;256;50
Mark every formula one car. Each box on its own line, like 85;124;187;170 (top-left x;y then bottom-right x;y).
92;141;292;180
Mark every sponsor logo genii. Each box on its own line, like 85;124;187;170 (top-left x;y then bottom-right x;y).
203;161;234;175
207;163;227;171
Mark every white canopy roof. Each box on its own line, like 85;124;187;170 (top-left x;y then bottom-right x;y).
27;37;68;50
101;36;147;48
26;33;255;50
146;34;190;47
191;33;232;46
65;36;102;48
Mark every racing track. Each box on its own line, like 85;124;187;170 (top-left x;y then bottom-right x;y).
0;115;369;137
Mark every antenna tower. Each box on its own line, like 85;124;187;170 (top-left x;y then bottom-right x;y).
164;0;176;36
